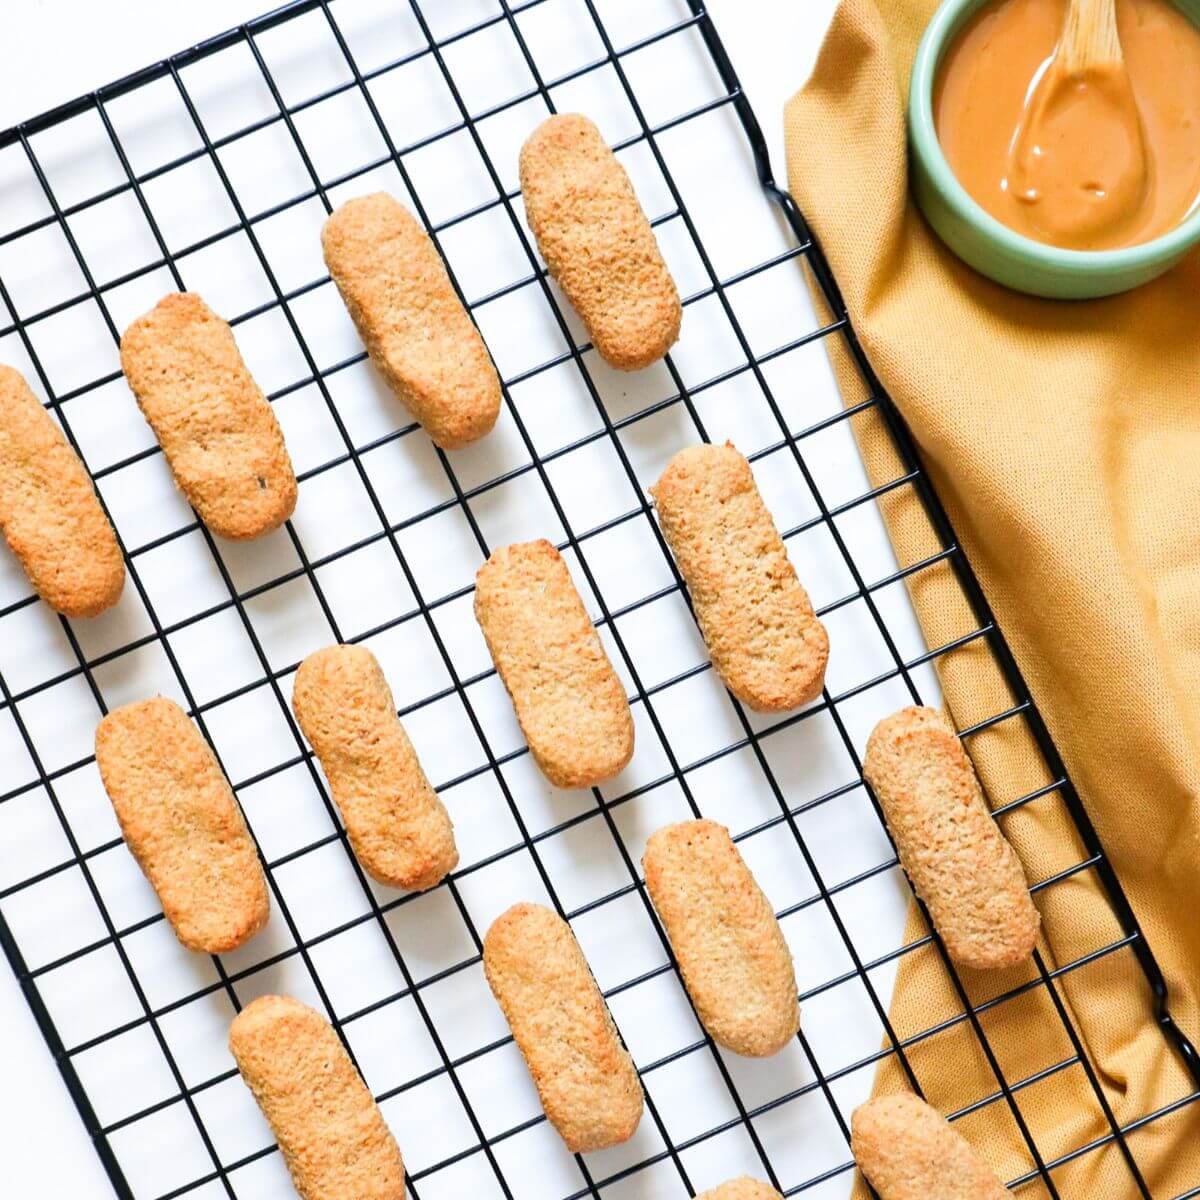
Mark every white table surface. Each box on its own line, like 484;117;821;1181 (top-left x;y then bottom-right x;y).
0;0;839;1193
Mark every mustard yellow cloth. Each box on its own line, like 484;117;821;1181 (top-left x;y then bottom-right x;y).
783;1;1200;1193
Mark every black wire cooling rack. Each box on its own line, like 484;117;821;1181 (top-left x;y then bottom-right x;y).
0;1;1197;1198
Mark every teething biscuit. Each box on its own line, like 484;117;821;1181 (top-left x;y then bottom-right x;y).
321;193;501;449
119;292;296;539
643;819;798;1056
520;113;681;370
292;643;457;891
95;697;268;953
863;706;1039;970
651;442;829;712
474;539;633;789
697;1178;783;1200
483;903;643;1151
230;995;405;1200
0;366;123;616
852;1093;1007;1199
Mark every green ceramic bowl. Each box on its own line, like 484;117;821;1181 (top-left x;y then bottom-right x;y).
908;0;1200;298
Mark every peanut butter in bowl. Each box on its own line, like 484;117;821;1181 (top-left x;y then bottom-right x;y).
934;0;1200;251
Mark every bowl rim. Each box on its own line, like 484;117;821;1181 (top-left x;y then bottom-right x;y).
908;0;1200;272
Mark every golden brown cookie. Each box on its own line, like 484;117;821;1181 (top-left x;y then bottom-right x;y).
321;192;501;449
651;442;829;712
851;1093;1008;1199
643;819;798;1056
697;1178;784;1200
119;292;297;539
862;706;1039;970
473;539;633;789
292;643;457;891
483;902;643;1151
229;995;405;1200
520;113;681;370
0;365;124;616
94;697;268;953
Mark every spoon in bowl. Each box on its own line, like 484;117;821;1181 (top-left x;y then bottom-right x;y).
1007;0;1150;249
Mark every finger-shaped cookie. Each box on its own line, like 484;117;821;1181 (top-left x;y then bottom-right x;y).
292;643;457;890
643;819;798;1056
230;995;405;1200
322;193;500;449
0;366;124;616
863;706;1039;970
120;292;297;539
474;539;633;788
95;697;268;953
652;442;829;711
483;902;643;1151
852;1093;1007;1199
698;1178;784;1200
520;113;680;370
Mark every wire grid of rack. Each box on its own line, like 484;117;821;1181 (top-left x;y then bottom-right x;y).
0;1;1197;1198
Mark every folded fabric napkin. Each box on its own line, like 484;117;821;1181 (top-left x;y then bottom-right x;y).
784;0;1200;1192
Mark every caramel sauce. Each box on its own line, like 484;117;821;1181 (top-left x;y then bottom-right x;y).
934;0;1200;249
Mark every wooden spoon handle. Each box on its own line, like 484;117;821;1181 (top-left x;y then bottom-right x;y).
1061;0;1123;72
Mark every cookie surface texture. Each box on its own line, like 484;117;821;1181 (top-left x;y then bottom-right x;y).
95;697;269;953
696;1178;784;1200
862;705;1039;970
483;902;643;1151
322;192;501;449
292;643;457;890
474;539;633;788
229;995;405;1200
0;365;124;616
119;291;297;539
652;442;829;711
520;113;680;370
643;818;798;1056
851;1092;1008;1199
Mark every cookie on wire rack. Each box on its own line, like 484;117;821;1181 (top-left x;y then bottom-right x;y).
0;364;124;617
483;902;643;1152
230;995;405;1200
322;192;501;450
852;1092;1008;1198
863;705;1039;970
119;291;297;540
292;642;457;891
95;697;269;953
474;538;634;789
520;112;681;371
652;441;829;712
643;818;799;1056
697;1178;784;1200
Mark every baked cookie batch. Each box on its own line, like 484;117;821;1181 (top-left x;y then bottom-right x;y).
0;112;1035;1199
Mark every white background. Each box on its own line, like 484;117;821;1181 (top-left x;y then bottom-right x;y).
0;0;842;1194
